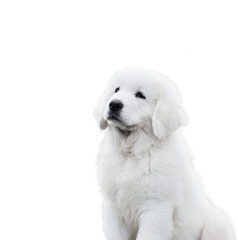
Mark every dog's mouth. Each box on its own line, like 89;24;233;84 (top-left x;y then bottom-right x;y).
107;112;129;130
107;113;137;132
107;113;123;124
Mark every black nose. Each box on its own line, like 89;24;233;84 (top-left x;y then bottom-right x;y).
109;100;123;112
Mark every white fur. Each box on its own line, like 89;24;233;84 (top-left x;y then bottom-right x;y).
94;68;235;240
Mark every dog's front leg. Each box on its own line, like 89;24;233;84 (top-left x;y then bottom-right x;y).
136;202;174;240
102;198;129;240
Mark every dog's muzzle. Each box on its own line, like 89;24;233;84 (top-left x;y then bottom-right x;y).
107;100;124;123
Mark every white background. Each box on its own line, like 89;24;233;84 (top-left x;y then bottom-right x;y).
0;0;237;239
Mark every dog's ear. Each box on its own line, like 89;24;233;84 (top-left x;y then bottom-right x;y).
152;83;188;139
93;83;112;130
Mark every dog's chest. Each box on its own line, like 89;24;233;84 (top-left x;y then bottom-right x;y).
98;149;169;231
114;155;152;230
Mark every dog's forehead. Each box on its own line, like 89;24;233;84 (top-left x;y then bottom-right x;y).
110;68;160;91
112;77;150;90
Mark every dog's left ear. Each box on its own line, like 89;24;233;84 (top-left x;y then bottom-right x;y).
93;84;112;130
152;84;188;139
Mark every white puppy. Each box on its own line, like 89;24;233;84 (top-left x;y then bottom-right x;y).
94;68;235;240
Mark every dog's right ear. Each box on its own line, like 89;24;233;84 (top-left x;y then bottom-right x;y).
93;83;112;130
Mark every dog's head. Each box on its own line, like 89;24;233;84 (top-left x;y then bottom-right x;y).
94;68;188;139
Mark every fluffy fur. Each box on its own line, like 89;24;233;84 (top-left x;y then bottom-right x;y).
94;68;235;240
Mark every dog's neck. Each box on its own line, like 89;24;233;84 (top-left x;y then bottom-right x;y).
106;124;158;158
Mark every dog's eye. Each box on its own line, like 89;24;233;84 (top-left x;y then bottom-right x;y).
135;91;146;99
115;87;120;93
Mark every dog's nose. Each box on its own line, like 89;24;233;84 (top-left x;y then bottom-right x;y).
109;100;123;112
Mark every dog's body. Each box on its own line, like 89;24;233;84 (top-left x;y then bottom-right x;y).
94;68;235;240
